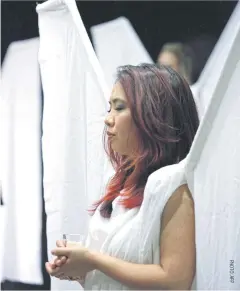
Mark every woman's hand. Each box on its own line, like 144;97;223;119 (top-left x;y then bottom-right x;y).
52;240;67;268
46;241;94;279
47;240;68;280
51;239;81;268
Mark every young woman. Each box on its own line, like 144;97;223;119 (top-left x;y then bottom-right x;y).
45;64;199;290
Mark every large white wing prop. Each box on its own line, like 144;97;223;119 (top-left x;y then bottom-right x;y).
186;19;240;290
37;0;110;289
0;38;42;284
192;2;240;118
91;17;153;88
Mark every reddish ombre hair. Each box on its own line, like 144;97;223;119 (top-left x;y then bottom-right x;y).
90;64;199;218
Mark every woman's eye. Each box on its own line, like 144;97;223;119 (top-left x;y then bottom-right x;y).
107;104;125;113
115;105;125;111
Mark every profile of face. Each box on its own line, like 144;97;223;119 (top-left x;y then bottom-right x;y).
158;51;179;73
104;82;138;156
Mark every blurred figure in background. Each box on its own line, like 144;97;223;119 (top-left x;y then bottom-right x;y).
157;42;194;85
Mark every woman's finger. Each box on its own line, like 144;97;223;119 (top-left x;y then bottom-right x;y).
61;256;67;262
56;240;66;247
54;258;61;266
59;256;67;265
53;240;67;268
54;256;67;267
51;248;70;256
45;262;56;274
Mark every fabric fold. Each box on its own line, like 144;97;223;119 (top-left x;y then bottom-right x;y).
1;38;42;284
192;2;240;118
185;19;240;289
37;0;110;289
91;17;153;88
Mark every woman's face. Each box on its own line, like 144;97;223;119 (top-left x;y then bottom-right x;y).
105;82;138;156
158;51;179;73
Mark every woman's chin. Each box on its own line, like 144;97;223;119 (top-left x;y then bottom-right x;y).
112;146;120;154
111;144;123;155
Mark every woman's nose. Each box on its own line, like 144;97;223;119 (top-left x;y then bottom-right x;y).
104;115;114;127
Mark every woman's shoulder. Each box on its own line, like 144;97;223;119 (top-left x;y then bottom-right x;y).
139;159;189;227
145;159;187;196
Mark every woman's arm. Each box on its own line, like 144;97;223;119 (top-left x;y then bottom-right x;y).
86;184;196;290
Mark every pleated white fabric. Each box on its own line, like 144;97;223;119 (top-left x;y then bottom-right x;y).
36;0;110;289
192;2;240;118
0;211;4;285
91;17;153;88
1;38;43;284
0;89;4;286
84;160;187;290
186;23;240;289
0;182;5;285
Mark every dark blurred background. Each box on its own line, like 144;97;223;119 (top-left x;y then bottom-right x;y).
1;1;237;290
1;1;238;82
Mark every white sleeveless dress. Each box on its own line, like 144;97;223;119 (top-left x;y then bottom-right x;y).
84;159;187;290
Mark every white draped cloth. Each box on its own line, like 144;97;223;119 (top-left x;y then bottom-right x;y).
90;17;153;88
0;183;5;286
1;38;43;284
84;160;188;290
186;23;240;289
37;0;110;289
191;1;240;118
37;0;240;289
0;77;4;286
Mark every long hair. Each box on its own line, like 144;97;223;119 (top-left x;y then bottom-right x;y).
90;64;199;218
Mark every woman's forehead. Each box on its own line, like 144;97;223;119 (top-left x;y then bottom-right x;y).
110;82;126;101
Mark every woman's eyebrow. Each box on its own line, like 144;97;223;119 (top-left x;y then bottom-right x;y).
109;97;125;104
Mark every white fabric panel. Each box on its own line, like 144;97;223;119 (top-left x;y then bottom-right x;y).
0;207;4;285
37;0;109;289
1;38;42;284
0;89;4;286
190;83;202;118
0;181;4;286
186;23;240;289
65;0;112;206
0;182;5;285
192;2;240;118
91;17;153;88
